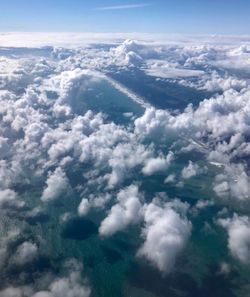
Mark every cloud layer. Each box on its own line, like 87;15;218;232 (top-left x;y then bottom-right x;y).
0;36;250;294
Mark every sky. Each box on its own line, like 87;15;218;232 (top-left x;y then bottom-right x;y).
0;0;249;34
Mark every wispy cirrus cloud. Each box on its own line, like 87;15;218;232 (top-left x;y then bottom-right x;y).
95;3;152;11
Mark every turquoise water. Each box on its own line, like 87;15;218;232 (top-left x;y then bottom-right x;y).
74;78;144;124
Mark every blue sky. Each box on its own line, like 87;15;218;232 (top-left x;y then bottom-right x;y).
0;0;249;34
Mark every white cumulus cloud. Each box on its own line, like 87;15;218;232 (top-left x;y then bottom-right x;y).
99;185;143;236
218;214;250;264
138;200;191;274
41;167;70;202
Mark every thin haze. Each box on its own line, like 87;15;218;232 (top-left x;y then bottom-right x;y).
96;3;152;10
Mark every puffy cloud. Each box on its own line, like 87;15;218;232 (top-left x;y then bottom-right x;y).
142;151;174;176
99;185;143;236
104;142;153;188
135;88;250;144
202;71;247;92
138;200;191;274
13;241;38;265
0;63;166;198
134;85;250;202
134;108;173;139
0;286;33;297
110;39;143;67
78;199;91;216
0;259;90;297
214;45;250;73
195;199;214;210
0;189;24;209
135;85;250;146
78;193;112;216
32;261;90;297
181;161;200;179
0;229;20;269
41;167;70;202
213;164;250;200
218;214;250;264
0;189;17;207
164;174;176;184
